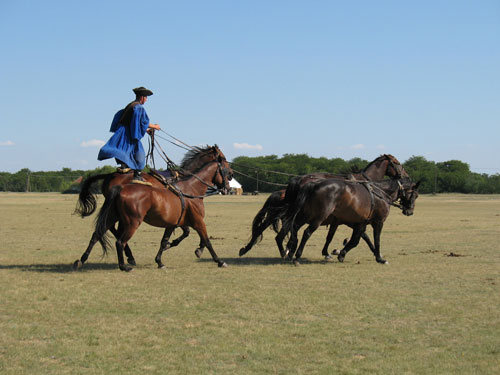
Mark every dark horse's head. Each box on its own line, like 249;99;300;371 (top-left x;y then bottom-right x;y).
180;145;233;194
398;179;420;216
380;154;410;179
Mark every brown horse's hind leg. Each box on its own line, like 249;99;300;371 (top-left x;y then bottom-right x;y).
73;231;100;270
239;213;278;257
294;221;321;263
322;224;339;260
109;226;136;265
155;227;175;269
275;226;289;258
73;224;136;271
115;222;140;272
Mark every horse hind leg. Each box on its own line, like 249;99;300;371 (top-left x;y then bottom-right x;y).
337;225;364;263
239;214;276;257
155;227;175;269
73;231;100;270
294;222;320;264
110;225;136;265
115;223;141;272
322;224;338;260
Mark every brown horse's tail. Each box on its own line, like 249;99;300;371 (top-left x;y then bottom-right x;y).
94;185;122;254
74;173;112;218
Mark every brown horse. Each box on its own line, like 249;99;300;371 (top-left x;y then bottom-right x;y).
73;145;230;270
281;177;419;264
239;154;409;257
92;149;232;271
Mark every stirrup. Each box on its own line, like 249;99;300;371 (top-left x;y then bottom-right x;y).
117;167;132;173
131;179;152;186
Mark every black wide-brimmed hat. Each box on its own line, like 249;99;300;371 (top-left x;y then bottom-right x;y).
133;86;153;96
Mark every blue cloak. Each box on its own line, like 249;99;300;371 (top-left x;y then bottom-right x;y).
98;104;150;170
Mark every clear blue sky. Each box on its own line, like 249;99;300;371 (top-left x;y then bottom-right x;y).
1;1;499;174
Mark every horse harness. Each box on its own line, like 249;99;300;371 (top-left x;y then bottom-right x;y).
163;160;230;226
359;180;405;220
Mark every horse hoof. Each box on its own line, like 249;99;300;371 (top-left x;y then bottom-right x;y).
293;259;300;266
337;255;345;263
331;249;339;255
120;266;133;272
324;254;333;261
127;259;136;266
218;262;228;268
73;260;83;271
194;249;202;259
239;247;247;257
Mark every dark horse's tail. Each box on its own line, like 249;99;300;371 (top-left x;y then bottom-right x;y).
74;173;113;218
283;175;306;205
94;185;122;254
251;190;286;240
281;181;317;237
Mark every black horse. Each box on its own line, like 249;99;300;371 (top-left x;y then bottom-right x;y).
239;154;409;257
280;177;419;264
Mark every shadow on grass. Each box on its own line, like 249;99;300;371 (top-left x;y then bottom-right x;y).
196;256;338;266
0;262;117;273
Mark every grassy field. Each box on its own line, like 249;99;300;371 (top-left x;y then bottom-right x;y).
0;192;499;374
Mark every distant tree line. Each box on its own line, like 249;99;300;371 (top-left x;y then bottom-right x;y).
1;155;499;194
0;166;116;193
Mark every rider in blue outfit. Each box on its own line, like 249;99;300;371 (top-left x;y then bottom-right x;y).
98;86;161;184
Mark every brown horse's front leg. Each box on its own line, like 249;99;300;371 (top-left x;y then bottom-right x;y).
194;239;205;259
371;222;387;264
192;222;227;267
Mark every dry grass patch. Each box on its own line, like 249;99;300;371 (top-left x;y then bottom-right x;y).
0;192;499;374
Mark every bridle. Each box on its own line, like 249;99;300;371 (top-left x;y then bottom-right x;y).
384;155;406;179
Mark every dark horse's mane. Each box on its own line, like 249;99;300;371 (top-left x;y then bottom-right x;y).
347;154;398;174
179;145;216;170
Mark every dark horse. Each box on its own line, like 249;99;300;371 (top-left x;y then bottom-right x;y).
73;145;231;270
239;154;409;257
281;177;419;264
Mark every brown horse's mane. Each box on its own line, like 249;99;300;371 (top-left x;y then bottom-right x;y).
179;145;216;170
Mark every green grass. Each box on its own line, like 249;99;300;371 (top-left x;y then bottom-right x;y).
0;192;499;374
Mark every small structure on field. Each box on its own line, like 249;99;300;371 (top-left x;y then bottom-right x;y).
229;178;243;195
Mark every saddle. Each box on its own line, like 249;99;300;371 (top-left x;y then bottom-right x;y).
147;168;179;186
115;167;179;186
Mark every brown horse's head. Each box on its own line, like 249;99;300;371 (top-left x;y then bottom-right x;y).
399;179;420;216
211;145;233;195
